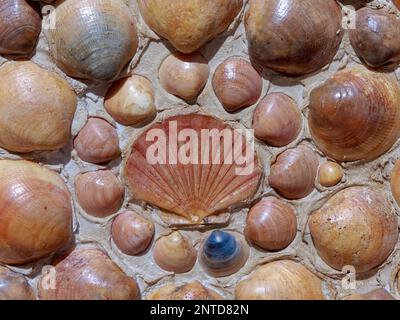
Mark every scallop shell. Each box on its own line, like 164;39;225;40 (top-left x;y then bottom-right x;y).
46;0;138;82
0;266;35;300
146;281;223;300
124;114;262;225
308;67;400;162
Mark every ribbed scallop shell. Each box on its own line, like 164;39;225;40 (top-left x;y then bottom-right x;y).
0;266;35;300
308;67;400;162
146;281;223;300
46;0;138;82
124;114;262;224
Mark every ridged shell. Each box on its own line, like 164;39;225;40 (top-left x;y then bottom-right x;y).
245;0;343;75
268;145;318;200
0;61;77;153
235;260;325;300
137;0;243;53
309;186;399;274
38;246;140;300
146;281;223;300
0;160;73;265
46;0;138;82
153;231;197;274
0;0;41;55
0;266;35;300
345;288;395;300
308;67;400;162
199;230;249;277
124;114;262;224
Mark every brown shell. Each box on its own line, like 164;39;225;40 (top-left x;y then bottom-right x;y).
308;67;400;162
318;161;343;187
309;186;399;274
245;0;343;75
394;0;400;10
0;266;35;300
344;288;395;300
390;160;400;208
146;281;223;300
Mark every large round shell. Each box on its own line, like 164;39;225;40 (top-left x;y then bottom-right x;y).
146;281;223;300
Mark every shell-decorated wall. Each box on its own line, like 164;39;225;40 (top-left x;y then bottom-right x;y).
0;0;400;300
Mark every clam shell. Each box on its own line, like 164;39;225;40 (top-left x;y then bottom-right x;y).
391;160;400;207
318;161;343;187
146;281;223;300
0;266;35;300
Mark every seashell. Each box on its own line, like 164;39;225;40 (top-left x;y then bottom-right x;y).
146;281;223;300
245;0;343;75
394;0;400;10
344;288;395;300
74;117;121;164
212;57;262;112
159;52;210;101
308;67;400;162
0;61;77;153
111;210;154;256
75;170;124;218
318;161;343;187
268;145;318;200
153;231;197;274
390;160;400;208
309;186;399;274
0;266;35;300
0;0;41;56
0;160;73;265
137;0;243;53
199;230;249;277
253;93;302;147
46;0;138;82
38;246;140;300
235;260;325;300
104;75;157;126
245;196;297;251
124;114;262;225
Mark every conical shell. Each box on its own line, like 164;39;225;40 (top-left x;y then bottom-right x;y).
124;114;262;224
0;266;35;300
146;281;223;300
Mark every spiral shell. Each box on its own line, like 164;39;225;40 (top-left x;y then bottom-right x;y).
137;0;243;53
318;161;343;187
308;67;400;162
0;160;73;265
146;281;223;300
0;61;77;153
345;288;395;300
153;232;197;274
309;186;399;274
0;266;35;300
235;260;325;300
268;145;318;200
46;0;138;82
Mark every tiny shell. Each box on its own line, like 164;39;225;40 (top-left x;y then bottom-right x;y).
318;162;343;187
390;160;400;207
75;170;124;218
0;266;35;300
344;288;395;300
111;211;154;256
74;118;121;164
146;281;223;300
153;232;197;274
159;52;210;101
212;57;262;112
253;93;302;147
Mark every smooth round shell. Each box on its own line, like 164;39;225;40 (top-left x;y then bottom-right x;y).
146;281;223;300
0;61;77;153
104;75;156;126
153;232;197;274
245;197;297;251
200;230;249;277
235;260;325;300
344;288;395;300
212;57;262;112
253;93;302;147
46;0;138;82
390;160;400;208
137;0;243;53
268;145;318;200
245;0;343;75
0;160;73;265
74;118;121;164
111;211;154;256
350;8;400;71
75;170;124;218
0;266;35;300
308;67;400;162
0;0;41;55
318;162;343;187
309;186;399;274
38;246;140;300
159;52;210;101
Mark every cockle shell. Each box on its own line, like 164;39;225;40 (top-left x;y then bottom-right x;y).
0;266;35;300
38;246;140;300
0;0;41;55
235;260;325;300
308;67;400;162
0;61;77;153
146;281;223;300
46;0;138;82
0;160;73;265
124;114;262;224
309;186;399;274
137;0;243;53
